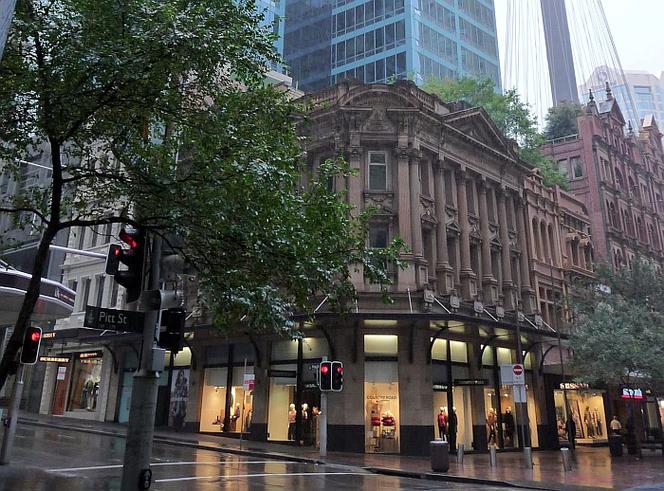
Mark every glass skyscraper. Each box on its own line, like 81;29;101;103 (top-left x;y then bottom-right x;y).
284;0;501;92
256;0;287;71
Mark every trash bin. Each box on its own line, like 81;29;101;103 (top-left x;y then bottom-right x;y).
430;440;450;472
608;434;623;457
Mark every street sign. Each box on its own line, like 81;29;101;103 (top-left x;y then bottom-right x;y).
84;305;144;333
512;364;525;385
243;373;255;392
514;385;527;403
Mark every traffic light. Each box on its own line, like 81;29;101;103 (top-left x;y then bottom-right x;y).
106;226;146;302
319;361;332;391
20;326;42;365
158;308;186;354
331;361;343;392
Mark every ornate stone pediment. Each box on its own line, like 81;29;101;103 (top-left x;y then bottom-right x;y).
443;108;517;160
361;106;397;133
364;191;395;214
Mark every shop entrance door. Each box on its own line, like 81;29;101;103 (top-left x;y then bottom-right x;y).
51;364;70;416
299;387;321;447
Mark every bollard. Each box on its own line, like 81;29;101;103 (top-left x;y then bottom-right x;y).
561;447;573;471
457;444;465;465
489;446;497;467
523;447;533;469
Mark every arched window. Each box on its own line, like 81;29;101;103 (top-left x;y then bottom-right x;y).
540;221;549;262
548;224;557;265
532;218;541;259
615;168;624;191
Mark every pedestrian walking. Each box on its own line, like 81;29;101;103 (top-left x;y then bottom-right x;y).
566;415;576;450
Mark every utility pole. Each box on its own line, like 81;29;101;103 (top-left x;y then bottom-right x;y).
120;236;163;491
320;356;327;459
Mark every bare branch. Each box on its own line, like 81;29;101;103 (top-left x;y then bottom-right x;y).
0;206;50;225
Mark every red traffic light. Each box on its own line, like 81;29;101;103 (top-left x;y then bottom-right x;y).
119;228;141;249
30;331;41;342
320;364;329;374
20;326;43;365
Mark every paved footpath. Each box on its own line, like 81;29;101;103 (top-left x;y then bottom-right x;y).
15;414;664;490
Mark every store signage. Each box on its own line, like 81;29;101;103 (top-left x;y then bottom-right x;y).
42;332;57;339
243;373;255;391
559;382;589;390
84;305;145;332
57;366;67;380
39;356;70;363
454;379;487;386
79;350;104;359
433;384;450;391
268;369;296;378
621;388;644;400
303;382;318;389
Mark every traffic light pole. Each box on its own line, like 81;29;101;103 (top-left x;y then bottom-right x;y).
320;356;327;459
0;364;24;464
121;236;162;491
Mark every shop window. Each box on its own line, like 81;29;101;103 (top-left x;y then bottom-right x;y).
368;152;388;191
229;366;254;433
302;337;327;358
496;347;512;365
448;340;467;363
200;367;228;432
67;352;103;412
554;389;607;444
78;277;91;312
364;334;398;356
365;361;400;453
431;338;447;361
481;345;493;366
267;363;297;441
166;347;191;367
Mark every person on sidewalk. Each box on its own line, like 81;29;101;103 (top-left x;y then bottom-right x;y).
566;414;576;450
610;416;622;435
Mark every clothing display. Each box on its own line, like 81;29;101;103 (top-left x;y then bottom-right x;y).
437;408;448;441
287;404;296;441
486;409;497;446
503;408;515;446
447;408;458;454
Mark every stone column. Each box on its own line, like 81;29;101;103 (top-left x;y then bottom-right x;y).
516;197;536;313
456;170;476;299
498;189;514;309
478;179;496;303
409;152;423;259
396;147;416;289
348;146;364;287
433;160;453;294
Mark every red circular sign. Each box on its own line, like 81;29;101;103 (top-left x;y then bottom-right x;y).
513;364;523;376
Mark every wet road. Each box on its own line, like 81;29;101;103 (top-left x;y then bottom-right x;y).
0;425;518;490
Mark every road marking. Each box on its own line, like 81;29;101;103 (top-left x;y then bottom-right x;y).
48;460;297;472
155;471;375;483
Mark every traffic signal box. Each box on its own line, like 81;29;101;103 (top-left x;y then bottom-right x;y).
158;308;186;354
105;226;146;302
319;361;332;391
331;361;344;392
20;326;42;365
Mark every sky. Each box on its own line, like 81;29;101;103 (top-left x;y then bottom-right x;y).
494;0;664;77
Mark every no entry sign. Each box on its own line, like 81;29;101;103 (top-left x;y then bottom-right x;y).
512;364;525;385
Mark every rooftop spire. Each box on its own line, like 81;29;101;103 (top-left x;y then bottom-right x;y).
605;81;613;100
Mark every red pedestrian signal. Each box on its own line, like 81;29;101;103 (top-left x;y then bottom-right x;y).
106;226;146;303
319;361;332;391
20;326;42;365
331;361;344;392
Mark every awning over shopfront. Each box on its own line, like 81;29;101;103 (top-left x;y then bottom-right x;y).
0;265;75;325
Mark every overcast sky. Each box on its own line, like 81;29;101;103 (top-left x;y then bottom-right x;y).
494;0;664;77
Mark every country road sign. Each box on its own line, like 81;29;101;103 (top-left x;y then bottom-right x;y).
84;305;144;333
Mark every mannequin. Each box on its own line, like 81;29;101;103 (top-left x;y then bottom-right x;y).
487;408;497;446
448;407;458;454
503;407;515;447
370;400;381;439
584;406;595;438
437;407;448;440
288;403;296;441
302;403;312;445
230;403;241;431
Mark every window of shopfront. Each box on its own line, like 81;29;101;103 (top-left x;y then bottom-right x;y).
67;351;103;412
365;335;399;453
554;389;607;444
267;364;297;441
200;368;228;432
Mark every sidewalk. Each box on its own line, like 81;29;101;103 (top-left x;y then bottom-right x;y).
18;414;664;490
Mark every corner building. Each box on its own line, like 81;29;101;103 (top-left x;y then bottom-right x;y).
186;81;579;456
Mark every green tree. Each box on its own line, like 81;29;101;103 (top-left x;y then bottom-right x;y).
571;259;664;447
544;102;583;140
0;0;401;393
422;77;568;189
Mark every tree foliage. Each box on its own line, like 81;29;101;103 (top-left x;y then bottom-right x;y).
570;260;664;388
422;77;568;189
544;102;583;140
0;0;401;391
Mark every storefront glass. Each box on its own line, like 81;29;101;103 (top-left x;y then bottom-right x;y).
230;366;254;433
267;363;297;441
554;389;607;444
67;352;103;412
365;360;399;453
200;367;227;432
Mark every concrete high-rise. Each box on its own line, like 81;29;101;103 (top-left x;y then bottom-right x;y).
284;0;502;92
540;0;579;105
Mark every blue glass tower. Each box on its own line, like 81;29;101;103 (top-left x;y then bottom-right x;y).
256;0;287;71
284;0;501;92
